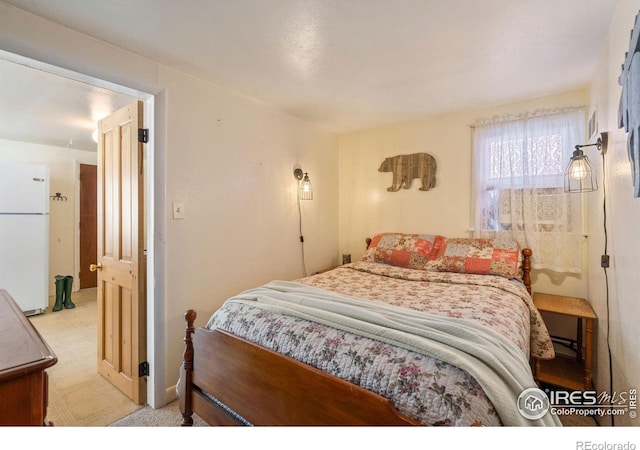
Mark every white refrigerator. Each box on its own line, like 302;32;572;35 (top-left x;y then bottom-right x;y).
0;162;50;315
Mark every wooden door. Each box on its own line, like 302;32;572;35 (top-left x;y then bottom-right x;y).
79;164;97;289
95;100;146;404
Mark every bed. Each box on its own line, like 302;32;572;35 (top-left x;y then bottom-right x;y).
178;233;559;426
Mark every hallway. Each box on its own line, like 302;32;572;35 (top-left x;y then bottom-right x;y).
29;288;142;426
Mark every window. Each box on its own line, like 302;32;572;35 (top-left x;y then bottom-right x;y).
471;108;586;273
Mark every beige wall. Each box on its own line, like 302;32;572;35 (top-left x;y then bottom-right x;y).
338;89;589;300
587;0;640;426
0;3;339;405
158;64;339;396
0;139;97;300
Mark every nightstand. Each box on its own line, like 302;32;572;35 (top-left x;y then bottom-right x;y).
533;292;597;391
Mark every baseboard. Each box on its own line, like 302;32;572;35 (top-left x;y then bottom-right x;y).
165;384;178;405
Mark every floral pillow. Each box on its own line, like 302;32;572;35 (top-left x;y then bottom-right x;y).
362;233;437;270
427;236;520;279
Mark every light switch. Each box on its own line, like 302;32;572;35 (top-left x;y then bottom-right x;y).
172;201;185;219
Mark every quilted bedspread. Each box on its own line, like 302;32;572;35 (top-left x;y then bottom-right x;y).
206;261;556;426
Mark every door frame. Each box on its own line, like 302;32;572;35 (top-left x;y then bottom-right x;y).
1;50;164;408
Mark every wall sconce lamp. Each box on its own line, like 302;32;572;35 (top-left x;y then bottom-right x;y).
293;166;312;276
293;168;313;200
564;132;608;193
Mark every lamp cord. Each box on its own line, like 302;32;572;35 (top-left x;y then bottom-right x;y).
297;189;308;277
602;151;614;427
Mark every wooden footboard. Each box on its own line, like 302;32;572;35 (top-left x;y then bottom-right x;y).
179;310;419;426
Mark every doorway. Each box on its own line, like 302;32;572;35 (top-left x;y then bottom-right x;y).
0;50;161;414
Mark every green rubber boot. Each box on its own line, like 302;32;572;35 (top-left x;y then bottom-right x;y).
53;275;65;311
63;275;76;309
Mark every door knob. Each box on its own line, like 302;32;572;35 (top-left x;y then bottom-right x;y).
89;263;102;272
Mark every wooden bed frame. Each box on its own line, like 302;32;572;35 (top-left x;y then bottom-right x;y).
179;246;533;426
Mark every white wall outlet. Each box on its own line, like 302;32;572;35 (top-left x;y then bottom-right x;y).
172;201;185;219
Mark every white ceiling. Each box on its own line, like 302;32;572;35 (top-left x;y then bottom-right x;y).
0;0;618;150
0;58;138;151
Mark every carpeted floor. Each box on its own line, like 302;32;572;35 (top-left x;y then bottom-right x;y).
109;399;597;427
109;399;207;426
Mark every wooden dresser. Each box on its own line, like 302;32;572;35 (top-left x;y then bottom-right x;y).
0;289;57;426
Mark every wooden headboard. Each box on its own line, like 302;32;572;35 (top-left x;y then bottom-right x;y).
364;237;532;295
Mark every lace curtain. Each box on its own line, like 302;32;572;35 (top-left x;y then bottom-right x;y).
471;108;586;273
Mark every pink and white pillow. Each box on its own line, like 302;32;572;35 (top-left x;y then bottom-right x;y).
362;233;437;270
362;233;521;279
427;236;520;279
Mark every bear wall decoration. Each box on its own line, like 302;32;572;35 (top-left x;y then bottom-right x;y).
619;11;640;197
378;153;437;192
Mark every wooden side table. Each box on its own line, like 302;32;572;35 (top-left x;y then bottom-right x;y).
532;292;597;391
0;289;58;425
